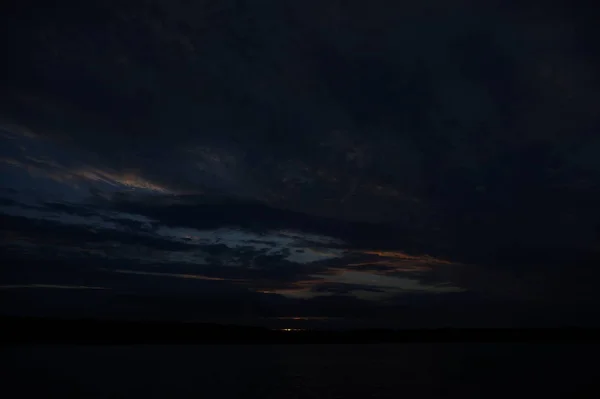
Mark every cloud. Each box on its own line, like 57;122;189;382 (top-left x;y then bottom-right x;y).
4;188;595;309
103;268;245;282
1;155;173;194
258;268;463;301
4;172;600;314
0;196;467;307
1;2;600;325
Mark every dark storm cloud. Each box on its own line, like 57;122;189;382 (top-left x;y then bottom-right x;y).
1;1;600;324
3;1;599;227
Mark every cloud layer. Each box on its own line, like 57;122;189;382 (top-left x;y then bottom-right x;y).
1;1;599;326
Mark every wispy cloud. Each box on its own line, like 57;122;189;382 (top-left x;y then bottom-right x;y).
257;266;463;300
1;155;173;193
103;268;246;282
344;250;455;273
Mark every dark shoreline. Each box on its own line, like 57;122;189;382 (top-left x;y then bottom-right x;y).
3;315;599;344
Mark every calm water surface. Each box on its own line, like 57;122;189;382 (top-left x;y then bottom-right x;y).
3;344;598;398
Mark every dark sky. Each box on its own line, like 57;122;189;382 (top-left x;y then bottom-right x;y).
1;0;599;328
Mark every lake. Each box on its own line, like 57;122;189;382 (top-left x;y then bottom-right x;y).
3;344;598;398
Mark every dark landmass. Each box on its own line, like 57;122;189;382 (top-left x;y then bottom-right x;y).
3;315;599;344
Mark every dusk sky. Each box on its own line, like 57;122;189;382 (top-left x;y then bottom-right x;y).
1;0;599;328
